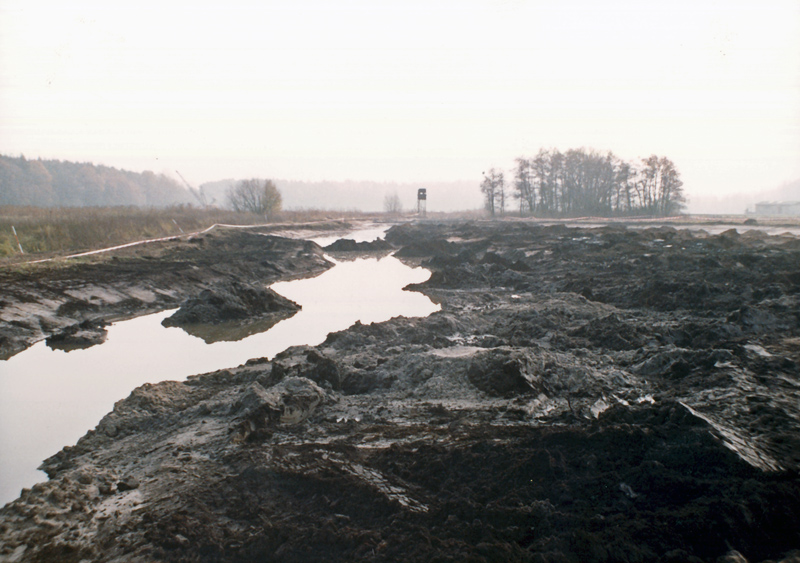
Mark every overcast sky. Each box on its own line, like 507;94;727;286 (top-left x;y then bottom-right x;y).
1;0;799;202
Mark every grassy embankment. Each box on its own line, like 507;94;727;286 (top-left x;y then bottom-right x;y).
0;206;381;260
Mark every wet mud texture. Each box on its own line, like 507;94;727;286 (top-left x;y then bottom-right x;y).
0;228;330;359
2;221;800;563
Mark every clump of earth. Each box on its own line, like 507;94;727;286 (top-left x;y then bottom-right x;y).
323;238;393;252
1;220;800;563
161;281;301;343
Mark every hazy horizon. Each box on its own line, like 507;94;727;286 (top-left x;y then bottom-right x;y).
2;0;799;205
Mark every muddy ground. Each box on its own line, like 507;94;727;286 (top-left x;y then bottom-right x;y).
1;220;800;563
0;225;335;359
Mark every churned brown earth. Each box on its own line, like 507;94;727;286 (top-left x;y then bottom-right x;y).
2;220;800;563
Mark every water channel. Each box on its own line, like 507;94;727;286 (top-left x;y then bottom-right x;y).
0;227;439;505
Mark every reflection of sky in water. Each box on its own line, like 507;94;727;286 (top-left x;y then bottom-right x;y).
0;253;438;505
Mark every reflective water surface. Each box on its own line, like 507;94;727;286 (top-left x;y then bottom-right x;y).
0;238;438;505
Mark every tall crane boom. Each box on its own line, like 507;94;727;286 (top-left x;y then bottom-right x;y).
175;170;208;207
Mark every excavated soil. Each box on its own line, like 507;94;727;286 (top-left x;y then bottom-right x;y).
2;220;800;563
0;227;331;359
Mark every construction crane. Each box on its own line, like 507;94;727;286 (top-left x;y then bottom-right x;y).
176;170;209;208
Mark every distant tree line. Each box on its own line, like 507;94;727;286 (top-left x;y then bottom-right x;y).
198;179;485;213
482;148;685;217
0;155;193;207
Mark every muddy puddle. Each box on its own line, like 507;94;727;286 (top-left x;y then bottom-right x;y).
0;230;438;505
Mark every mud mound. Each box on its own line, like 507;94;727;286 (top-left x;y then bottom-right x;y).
569;314;646;350
393;238;456;258
467;348;544;396
233;377;326;442
268;345;342;391
323;238;394;252
44;319;108;352
163;281;300;326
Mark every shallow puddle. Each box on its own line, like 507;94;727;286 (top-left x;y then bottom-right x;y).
0;231;439;505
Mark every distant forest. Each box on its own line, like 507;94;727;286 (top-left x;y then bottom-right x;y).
482;148;685;217
0;155;484;212
0;155;193;207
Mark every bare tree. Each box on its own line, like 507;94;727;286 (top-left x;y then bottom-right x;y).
481;169;505;217
496;171;506;216
514;158;535;216
481;172;496;216
227;179;282;221
656;157;685;215
383;191;403;216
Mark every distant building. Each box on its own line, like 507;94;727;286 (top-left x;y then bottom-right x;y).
752;201;800;216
